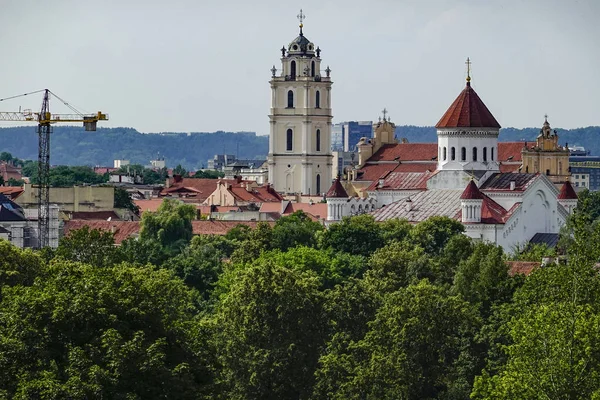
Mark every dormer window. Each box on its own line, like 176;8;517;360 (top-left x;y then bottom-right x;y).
292;45;298;50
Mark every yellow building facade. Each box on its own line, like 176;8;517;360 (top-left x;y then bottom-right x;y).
521;117;570;183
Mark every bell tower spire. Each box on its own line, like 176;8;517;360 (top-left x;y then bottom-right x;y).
267;11;333;195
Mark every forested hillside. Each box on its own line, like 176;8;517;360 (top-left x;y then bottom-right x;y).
2;193;600;398
0;126;268;169
0;125;598;171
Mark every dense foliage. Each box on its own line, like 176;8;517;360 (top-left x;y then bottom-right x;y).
1;195;600;398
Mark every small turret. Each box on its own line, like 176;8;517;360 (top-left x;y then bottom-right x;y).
460;180;483;223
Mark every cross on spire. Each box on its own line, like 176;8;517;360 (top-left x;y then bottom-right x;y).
465;57;472;83
382;108;388;121
297;9;305;33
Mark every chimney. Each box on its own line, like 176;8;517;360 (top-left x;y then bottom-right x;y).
173;174;183;183
510;181;516;191
405;197;413;212
378;178;385;189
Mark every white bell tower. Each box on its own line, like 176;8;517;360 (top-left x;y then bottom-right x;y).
267;10;333;196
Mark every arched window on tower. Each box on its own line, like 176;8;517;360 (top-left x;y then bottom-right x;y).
472;147;478;161
461;147;466;161
290;60;296;78
483;147;487;161
316;174;321;194
491;147;495;161
286;129;293;151
315;91;320;108
451;147;456;160
443;147;447;161
316;129;321;151
287;90;294;108
311;60;315;77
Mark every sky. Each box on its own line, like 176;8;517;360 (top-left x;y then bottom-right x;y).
0;0;598;134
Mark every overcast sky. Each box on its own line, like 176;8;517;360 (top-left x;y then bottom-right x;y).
1;0;598;134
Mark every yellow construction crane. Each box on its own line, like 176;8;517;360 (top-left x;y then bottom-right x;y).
0;89;108;248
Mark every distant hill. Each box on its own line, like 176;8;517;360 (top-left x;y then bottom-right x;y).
0;125;598;169
395;125;600;155
0;126;268;169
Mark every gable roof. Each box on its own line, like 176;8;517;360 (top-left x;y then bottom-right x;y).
558;181;578;200
162;178;226;202
0;186;25;200
435;82;501;129
326;176;349;198
228;184;283;203
369;143;438;162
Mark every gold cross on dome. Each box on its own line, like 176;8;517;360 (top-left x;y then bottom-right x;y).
466;57;472;82
297;9;305;27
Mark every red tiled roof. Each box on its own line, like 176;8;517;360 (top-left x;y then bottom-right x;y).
69;211;121;221
161;178;222;202
134;199;165;213
0;186;24;200
499;163;521;173
435;82;501;129
480;196;508;224
0;162;22;181
326;176;348;198
460;180;484;199
507;261;540;276
369;143;438;162
281;202;328;221
357;162;437;182
558;181;578;200
63;221;141;244
480;173;538;192
94;167;118;175
229;185;283;203
498;142;525;162
366;171;431;191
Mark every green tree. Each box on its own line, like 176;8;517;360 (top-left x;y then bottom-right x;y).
214;262;325;399
314;280;481;400
113;187;139;214
173;164;187;177
229;222;273;265
193;170;224;179
139;198;197;253
0;151;13;162
408;216;465;256
54;226;120;268
271;210;323;251
7;177;24;186
380;218;413;244
320;214;384;257
0;260;213;399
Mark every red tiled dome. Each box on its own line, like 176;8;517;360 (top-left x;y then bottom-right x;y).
435;82;501;129
326;176;349;198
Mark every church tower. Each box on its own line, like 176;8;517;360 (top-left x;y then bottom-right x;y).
267;10;333;195
435;58;501;177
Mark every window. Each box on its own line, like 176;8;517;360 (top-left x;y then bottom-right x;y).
287;90;294;108
311;60;315;77
451;147;456;160
461;147;466;161
316;174;321;194
443;147;447;161
290;60;296;78
316;129;321;151
491;147;495;161
483;147;487;161
286;129;293;151
315;90;320;108
472;147;478;161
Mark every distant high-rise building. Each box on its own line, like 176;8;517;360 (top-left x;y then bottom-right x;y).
331;121;373;152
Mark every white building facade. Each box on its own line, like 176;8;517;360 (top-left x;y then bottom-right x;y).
267;17;333;195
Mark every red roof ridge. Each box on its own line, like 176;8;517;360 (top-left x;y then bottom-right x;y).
460;180;484;199
435;82;501;129
558;181;578;200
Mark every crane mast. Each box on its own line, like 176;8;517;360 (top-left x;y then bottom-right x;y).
0;89;108;248
37;90;51;248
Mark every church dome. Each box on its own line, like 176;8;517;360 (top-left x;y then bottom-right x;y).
288;31;316;56
435;81;501;129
